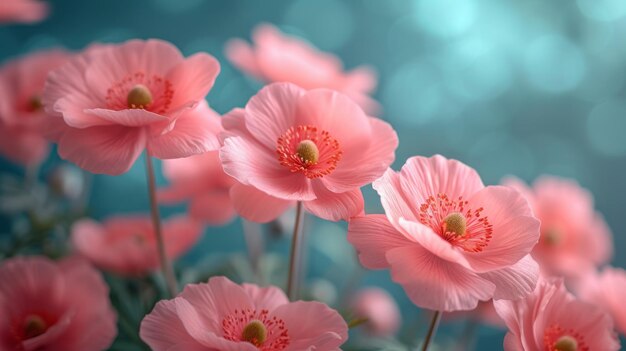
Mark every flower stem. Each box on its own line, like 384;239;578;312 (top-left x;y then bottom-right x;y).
144;153;178;297
286;201;304;300
421;310;442;351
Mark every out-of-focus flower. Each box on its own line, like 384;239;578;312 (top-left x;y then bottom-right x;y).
140;276;348;350
0;0;48;24
503;176;612;279
0;49;69;166
71;214;202;276
225;23;380;114
494;277;620;351
576;266;626;335
220;82;397;222
159;150;237;225
348;155;540;312
446;300;504;328
0;256;117;350
42;39;221;175
350;287;401;337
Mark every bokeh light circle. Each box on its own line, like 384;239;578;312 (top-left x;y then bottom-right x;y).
587;100;626;157
412;0;477;38
524;34;586;93
577;0;626;22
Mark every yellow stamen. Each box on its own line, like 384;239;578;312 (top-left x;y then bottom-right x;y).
241;319;267;347
23;315;47;339
554;335;578;351
296;139;319;164
443;212;467;236
127;84;153;109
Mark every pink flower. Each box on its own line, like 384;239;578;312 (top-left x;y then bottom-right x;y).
220;82;398;222
71;214;203;276
350;287;401;337
140;276;348;350
347;155;541;312
225;23;380;114
494;277;620;351
42;39;221;175
0;49;69;166
575;267;626;335
0;256;117;351
0;0;48;24
159;150;237;225
503;176;613;279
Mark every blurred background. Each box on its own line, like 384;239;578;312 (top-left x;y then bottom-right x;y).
1;0;625;349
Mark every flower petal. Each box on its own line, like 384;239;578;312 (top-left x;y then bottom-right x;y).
140;299;207;351
478;255;539;300
57;124;146;175
229;183;294;223
303;181;364;221
386;245;495;311
347;214;413;269
166;53;221;109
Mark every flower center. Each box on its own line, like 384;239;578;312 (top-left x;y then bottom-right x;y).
544;325;587;351
543;228;561;246
554;336;578;351
222;308;289;350
296;140;319;164
105;72;173;113
241;320;267;347
23;315;47;339
276;125;342;179
419;193;493;252
127;84;153;109
443;212;467;236
28;95;43;112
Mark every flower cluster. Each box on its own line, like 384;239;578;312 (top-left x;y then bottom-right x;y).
0;19;622;351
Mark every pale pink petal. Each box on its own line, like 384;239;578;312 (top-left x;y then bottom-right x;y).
347;214;413;269
303;181;364;221
244;83;302;147
147;102;222;159
83;108;168;127
294;88;371;152
220;107;247;140
0;126;49;166
344;66;377;94
397;218;472;269
373;168;421;225
241;284;289;311
230;183;294;223
322;116;398;193
140;299;207;351
386;245;495;311
57;125;146;175
271;301;348;351
0;0;48;24
220;136;315;200
163;216;203;260
478;255;539;300
463;186;540;272
166;53;221;110
189;191;236;225
179;277;254;332
224;38;263;78
397;155;485;209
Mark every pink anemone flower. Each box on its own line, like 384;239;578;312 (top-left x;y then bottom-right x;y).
71;214;203;276
140;276;348;350
0;0;48;24
225;23;380;114
220;82;398;222
494;277;620;351
42;39;221;175
350;287;401;337
159;150;238;226
348;155;541;312
0;256;117;351
503;176;613;279
575;266;626;335
0;49;69;166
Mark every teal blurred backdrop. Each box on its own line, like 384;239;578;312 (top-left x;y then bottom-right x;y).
1;0;625;349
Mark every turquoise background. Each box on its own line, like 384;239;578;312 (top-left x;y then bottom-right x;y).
1;0;626;349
